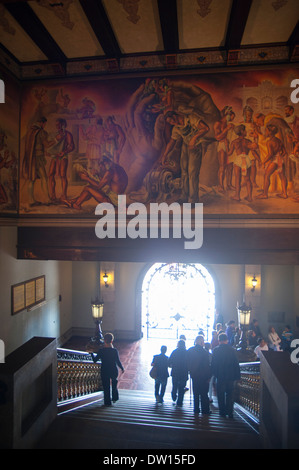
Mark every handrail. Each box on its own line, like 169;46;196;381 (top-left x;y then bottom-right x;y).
56;349;261;424
57;348;102;403
57;348;93;361
236;361;260;423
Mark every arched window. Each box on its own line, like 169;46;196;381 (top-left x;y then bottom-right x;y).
141;263;216;343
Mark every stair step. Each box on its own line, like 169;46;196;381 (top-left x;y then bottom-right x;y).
70;393;249;432
37;389;261;449
54;390;258;445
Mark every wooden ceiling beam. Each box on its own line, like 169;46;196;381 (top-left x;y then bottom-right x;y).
16;226;299;265
4;1;66;63
287;20;299;60
225;0;253;50
288;19;299;44
1;0;28;3
157;0;179;54
79;0;122;59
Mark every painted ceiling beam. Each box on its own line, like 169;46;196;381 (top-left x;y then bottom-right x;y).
157;0;179;54
79;0;122;59
4;1;66;63
225;0;253;50
2;0;28;3
287;19;299;59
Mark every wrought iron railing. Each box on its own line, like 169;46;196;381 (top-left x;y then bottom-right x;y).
235;362;260;422
57;348;102;402
56;348;261;426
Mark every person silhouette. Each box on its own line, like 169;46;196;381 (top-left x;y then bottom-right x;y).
90;332;124;406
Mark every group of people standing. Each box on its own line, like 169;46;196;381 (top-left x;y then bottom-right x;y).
22;112;127;210
151;332;241;419
214;103;299;203
250;323;294;358
88;319;295;419
22;116;75;207
217;318;295;360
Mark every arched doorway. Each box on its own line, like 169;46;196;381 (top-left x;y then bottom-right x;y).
141;262;216;344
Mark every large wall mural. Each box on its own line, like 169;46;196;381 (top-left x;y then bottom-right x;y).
0;71;19;215
19;68;299;217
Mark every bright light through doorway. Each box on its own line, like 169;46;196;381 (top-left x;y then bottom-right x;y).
142;263;216;344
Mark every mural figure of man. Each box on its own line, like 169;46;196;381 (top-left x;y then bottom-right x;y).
64;154;128;210
48;118;74;203
22;116;53;206
0;149;16;207
257;124;288;200
240;105;259;188
151;78;174;116
284;105;299;194
0;153;9;205
252;113;268;165
104;116;126;164
291;141;299;202
284;105;299;143
214;106;235;192
0;128;7;152
253;110;293;194
80;118;106;171
77;97;96;119
227;124;260;202
162;110;210;203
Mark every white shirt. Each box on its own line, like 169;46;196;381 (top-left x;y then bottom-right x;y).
254;343;268;359
268;331;281;350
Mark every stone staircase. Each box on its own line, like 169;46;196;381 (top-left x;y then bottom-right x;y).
37;389;261;449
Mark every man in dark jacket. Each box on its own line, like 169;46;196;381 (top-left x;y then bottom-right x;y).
90;332;124;406
211;332;241;418
168;339;189;407
151;345;169;403
187;335;211;415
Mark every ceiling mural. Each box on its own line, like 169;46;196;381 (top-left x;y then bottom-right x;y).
31;0;75;30
0;5;47;62
102;0;163;54
0;0;298;79
241;0;299;45
116;0;142;24
29;0;104;58
0;4;16;35
177;0;232;49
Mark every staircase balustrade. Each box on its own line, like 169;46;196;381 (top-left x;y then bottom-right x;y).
56;349;261;425
236;362;260;423
57;348;102;402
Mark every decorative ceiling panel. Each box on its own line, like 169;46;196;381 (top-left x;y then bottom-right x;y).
0;5;47;62
28;0;104;58
0;0;298;80
102;0;163;54
241;0;299;45
177;0;233;49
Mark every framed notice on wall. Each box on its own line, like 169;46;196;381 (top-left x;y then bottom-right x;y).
35;276;45;303
25;280;35;308
11;275;45;315
11;282;25;315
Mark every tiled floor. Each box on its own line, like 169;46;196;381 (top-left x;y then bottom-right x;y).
116;338;178;393
63;336;193;394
